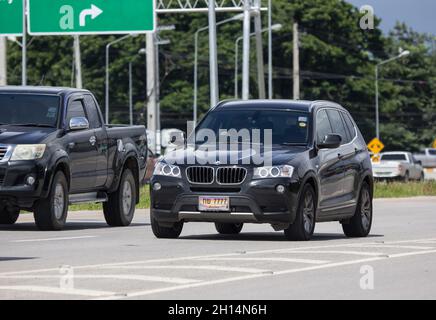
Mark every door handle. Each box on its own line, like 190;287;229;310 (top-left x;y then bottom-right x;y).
89;136;97;146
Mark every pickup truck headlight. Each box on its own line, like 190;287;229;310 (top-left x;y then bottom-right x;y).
153;162;182;178
11;144;46;161
253;165;294;179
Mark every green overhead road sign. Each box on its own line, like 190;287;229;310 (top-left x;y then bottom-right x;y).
28;0;155;35
0;0;23;36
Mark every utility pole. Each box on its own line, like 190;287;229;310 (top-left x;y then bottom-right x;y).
128;61;133;126
208;0;219;107
22;0;27;86
146;33;158;153
73;35;83;89
0;37;6;86
267;0;273;99
254;0;265;99
292;22;300;100
242;0;252;100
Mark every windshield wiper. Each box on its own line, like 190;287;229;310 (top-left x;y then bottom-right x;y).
9;123;55;128
280;142;307;146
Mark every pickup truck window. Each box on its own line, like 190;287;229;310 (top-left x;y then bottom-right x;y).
428;149;436;156
381;154;408;162
66;99;88;126
84;95;102;128
0;94;59;127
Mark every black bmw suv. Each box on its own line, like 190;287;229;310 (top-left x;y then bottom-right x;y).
150;100;373;241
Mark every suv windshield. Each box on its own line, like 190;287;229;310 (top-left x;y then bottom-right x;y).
381;154;408;162
0;94;60;128
194;109;309;145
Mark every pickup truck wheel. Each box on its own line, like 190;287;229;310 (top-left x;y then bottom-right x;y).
342;182;372;238
34;171;68;231
215;223;243;235
150;212;183;239
284;184;316;241
103;168;136;227
0;208;19;225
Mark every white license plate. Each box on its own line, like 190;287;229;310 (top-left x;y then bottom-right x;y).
198;196;230;212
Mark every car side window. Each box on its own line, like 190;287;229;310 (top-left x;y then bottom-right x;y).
316;109;333;143
326;110;349;145
342;112;356;141
66;99;88;127
84;95;102;129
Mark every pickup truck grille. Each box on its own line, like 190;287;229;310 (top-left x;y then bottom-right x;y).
0;146;8;161
186;167;214;184
217;167;247;185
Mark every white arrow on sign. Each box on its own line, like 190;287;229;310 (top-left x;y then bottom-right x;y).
79;4;103;27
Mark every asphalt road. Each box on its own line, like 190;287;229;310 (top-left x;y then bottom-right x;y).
1;197;436;300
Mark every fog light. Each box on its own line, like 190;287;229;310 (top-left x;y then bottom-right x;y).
153;182;162;191
276;185;285;194
26;176;36;186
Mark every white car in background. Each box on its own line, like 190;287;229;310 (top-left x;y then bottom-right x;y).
372;152;424;182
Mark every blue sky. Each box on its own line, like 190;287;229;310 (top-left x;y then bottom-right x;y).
346;0;435;35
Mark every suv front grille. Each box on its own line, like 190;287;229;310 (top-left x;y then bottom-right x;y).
0;146;8;161
216;167;247;185
186;167;214;184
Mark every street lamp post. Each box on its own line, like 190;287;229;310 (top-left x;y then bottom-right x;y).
234;24;282;99
375;50;410;139
193;14;244;125
105;34;136;124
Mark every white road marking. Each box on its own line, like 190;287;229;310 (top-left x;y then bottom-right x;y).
280;250;386;257
0;285;114;297
197;257;329;264
348;244;435;250
99;265;271;274
2;237;436;276
10;236;97;243
0;274;199;285
96;249;436;300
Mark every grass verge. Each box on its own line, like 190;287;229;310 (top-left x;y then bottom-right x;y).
69;181;436;211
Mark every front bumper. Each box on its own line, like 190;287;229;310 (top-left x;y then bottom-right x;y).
150;175;301;225
0;160;47;208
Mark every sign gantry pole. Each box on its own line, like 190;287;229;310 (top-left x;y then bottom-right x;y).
22;0;27;86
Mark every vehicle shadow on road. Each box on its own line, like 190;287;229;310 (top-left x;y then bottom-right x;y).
0;222;149;232
179;232;384;242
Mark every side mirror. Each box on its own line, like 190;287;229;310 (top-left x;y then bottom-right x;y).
169;131;186;147
69;117;89;131
318;134;342;149
416;160;422;166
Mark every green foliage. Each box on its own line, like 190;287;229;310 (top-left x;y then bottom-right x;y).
5;0;436;151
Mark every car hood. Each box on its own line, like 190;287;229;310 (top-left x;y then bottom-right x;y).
164;144;307;166
0;126;57;145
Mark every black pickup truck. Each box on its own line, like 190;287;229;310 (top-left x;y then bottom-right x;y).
0;87;148;230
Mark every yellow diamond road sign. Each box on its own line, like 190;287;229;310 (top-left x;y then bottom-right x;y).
368;138;385;155
433;139;436;149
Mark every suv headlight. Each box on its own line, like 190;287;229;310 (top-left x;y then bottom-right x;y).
253;165;294;179
153;162;181;178
11;144;46;161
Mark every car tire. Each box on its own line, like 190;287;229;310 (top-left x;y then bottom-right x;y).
342;182;373;238
34;171;68;231
150;211;183;239
284;184;316;241
215;223;243;235
403;171;410;183
420;172;425;182
0;208;20;225
104;168;137;227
